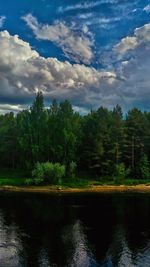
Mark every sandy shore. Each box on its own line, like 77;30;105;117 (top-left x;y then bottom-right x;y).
1;184;150;194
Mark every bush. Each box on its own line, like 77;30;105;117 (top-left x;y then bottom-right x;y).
25;178;34;186
32;162;44;180
32;162;65;184
25;177;44;186
34;177;44;185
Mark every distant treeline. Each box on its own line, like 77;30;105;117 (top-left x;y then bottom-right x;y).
1;92;150;179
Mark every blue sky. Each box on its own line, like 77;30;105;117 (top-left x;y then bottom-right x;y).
0;0;150;113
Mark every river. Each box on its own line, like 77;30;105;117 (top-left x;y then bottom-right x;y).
0;192;150;266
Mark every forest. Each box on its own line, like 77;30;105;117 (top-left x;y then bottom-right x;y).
0;92;150;184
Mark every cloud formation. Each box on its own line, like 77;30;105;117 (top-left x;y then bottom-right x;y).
0;30;117;111
57;0;118;13
143;5;150;13
0;16;6;28
1;20;150;113
22;14;94;64
0;104;26;114
114;23;150;55
112;22;150;109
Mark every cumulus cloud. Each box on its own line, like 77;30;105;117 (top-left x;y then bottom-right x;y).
114;23;150;55
114;36;138;55
1;21;150;114
111;22;150;110
135;23;150;41
0;30;119;112
0;16;6;28
118;46;150;109
22;14;94;64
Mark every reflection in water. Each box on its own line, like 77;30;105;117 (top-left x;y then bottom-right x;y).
38;249;51;267
108;225;135;267
0;209;23;267
71;220;93;266
1;193;150;266
66;220;98;267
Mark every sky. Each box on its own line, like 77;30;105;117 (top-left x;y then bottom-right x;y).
0;0;150;113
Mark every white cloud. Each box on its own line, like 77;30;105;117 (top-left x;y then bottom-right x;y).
58;1;101;13
85;17;121;27
143;5;150;13
0;104;26;114
78;13;93;19
111;22;150;110
73;105;89;114
0;16;6;28
22;14;94;64
114;36;138;54
0;30;118;111
119;46;150;108
1;22;150;113
135;23;150;41
57;0;118;13
114;23;150;55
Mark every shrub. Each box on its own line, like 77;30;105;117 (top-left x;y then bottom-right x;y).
52;163;65;184
25;177;44;186
32;162;65;184
25;178;34;186
34;177;44;185
32;162;44;180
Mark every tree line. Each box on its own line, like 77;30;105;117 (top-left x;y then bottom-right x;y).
1;92;150;180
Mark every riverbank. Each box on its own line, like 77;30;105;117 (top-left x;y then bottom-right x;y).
1;184;150;194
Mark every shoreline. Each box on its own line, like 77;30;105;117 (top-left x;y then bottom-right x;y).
1;184;150;194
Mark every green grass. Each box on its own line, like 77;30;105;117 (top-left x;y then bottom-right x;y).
121;179;150;185
0;178;26;186
60;179;90;188
0;169;28;179
0;170;150;187
0;170;28;186
91;178;150;186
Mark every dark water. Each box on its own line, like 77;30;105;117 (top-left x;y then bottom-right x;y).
1;193;150;266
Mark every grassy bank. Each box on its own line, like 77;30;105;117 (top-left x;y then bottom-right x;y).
1;170;150;189
0;176;150;188
0;170;28;186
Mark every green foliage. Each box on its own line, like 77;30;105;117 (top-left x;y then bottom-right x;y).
1;92;150;183
116;163;126;178
25;178;34;186
113;163;126;184
139;154;150;179
122;179;150;185
32;162;65;184
0;177;26;186
25;177;44;186
61;178;89;188
30;162;45;185
32;162;44;180
69;161;77;178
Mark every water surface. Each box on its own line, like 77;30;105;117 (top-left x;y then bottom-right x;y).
0;192;150;266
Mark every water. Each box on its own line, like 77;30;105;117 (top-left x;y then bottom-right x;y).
0;193;150;267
